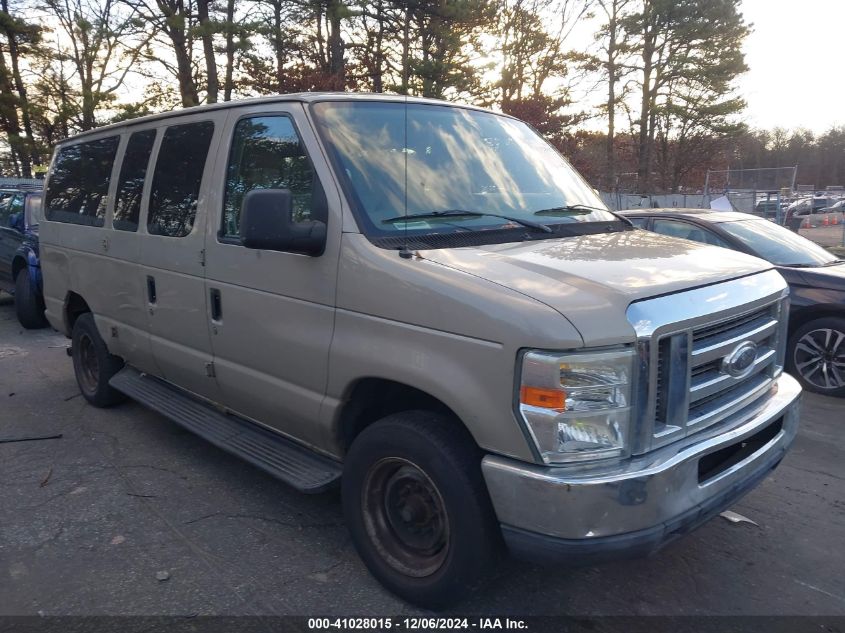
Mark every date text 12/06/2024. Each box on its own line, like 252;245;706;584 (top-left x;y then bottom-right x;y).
307;618;528;630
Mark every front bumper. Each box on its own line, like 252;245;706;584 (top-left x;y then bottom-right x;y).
482;372;802;564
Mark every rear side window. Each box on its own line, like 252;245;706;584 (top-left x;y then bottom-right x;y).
45;136;119;226
652;218;732;248
8;194;24;226
222;115;314;239
26;194;42;226
147;121;214;237
0;193;12;227
114;129;156;232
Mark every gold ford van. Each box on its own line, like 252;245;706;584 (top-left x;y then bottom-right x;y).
40;94;801;608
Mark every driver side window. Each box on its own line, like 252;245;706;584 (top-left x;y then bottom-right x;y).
222;115;315;240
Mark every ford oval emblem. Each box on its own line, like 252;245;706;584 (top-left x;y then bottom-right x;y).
721;341;758;378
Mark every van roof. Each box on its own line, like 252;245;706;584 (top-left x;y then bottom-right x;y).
58;92;496;145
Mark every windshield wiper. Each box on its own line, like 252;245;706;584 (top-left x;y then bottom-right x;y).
381;210;552;233
533;204;603;216
534;204;634;227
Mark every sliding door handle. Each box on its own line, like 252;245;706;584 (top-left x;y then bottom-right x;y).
146;276;156;304
210;288;222;322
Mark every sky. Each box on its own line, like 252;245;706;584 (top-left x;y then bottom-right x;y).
738;0;845;132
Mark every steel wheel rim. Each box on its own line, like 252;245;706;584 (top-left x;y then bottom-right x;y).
361;457;450;578
793;327;845;390
76;333;100;394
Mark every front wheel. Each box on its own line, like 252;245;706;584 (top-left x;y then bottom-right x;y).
71;313;127;407
788;316;845;397
342;411;501;609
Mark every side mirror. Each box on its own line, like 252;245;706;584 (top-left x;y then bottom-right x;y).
239;189;326;256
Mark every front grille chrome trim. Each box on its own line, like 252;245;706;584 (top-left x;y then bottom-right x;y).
691;317;779;366
626;270;789;455
690;347;776;402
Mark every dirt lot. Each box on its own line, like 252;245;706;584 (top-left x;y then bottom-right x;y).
1;295;844;618
797;213;845;249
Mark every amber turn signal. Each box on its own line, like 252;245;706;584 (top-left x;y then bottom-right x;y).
519;386;566;409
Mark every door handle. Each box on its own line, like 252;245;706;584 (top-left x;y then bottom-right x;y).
210;288;222;322
146;275;156;304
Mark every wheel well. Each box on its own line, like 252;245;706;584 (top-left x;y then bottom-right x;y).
789;304;845;335
338;378;465;452
64;292;91;334
11;256;26;281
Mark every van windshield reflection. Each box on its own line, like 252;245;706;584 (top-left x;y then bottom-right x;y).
311;101;616;238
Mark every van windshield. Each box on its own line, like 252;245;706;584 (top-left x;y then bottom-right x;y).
311;101;616;239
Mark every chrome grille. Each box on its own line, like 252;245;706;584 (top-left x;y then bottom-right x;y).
626;270;789;455
652;300;783;446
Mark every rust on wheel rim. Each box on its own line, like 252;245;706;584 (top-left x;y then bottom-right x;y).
361;457;450;578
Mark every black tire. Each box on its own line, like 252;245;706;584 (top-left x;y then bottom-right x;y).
787;316;845;397
71;312;127;407
342;411;501;609
14;268;48;329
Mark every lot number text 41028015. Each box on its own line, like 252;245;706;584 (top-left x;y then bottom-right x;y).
307;618;529;630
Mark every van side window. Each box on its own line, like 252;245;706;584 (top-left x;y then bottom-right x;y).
222;115;314;239
45;136;119;226
114;129;156;232
147;121;214;237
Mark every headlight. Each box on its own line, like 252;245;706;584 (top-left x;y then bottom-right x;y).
518;348;635;464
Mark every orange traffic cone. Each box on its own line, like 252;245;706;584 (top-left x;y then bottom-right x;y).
823;215;830;226
802;218;810;229
834;215;840;226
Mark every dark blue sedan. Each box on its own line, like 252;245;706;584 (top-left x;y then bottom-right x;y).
0;188;47;328
621;208;845;397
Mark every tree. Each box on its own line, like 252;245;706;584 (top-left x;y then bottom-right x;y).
123;0;201;107
625;0;750;192
0;0;43;174
404;0;492;99
593;0;633;189
44;0;151;130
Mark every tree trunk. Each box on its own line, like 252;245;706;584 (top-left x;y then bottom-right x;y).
223;0;235;100
0;43;30;176
604;1;619;191
80;58;96;131
326;0;345;88
400;4;411;94
636;34;654;193
197;0;219;103
172;28;200;107
1;0;39;167
272;0;285;91
372;0;384;92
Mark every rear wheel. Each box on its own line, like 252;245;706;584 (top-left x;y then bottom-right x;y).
14;268;47;329
788;316;845;397
342;411;501;609
71;313;127;407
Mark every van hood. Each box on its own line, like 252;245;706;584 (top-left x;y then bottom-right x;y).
420;229;774;347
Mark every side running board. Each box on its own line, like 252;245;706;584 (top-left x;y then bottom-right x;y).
109;367;341;493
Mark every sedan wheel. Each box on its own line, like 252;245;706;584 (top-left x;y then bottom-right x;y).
789;317;845;397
